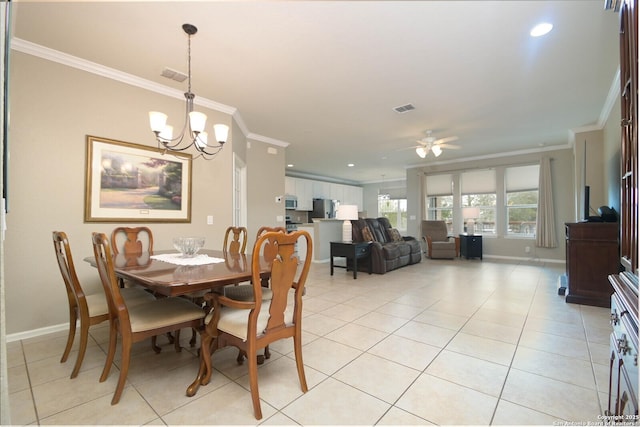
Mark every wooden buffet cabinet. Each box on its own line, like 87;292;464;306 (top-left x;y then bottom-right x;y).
565;222;619;308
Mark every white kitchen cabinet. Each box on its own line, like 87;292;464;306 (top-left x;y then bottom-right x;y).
285;177;296;196
343;186;363;211
286;176;363;211
312;181;331;199
296;178;313;211
330;183;345;203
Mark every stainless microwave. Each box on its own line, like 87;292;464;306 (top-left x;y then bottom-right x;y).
285;196;297;210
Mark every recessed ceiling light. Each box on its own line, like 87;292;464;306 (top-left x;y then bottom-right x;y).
348;163;355;167
287;164;294;168
530;22;553;37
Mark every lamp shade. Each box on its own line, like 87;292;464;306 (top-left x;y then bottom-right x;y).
336;205;358;243
214;124;229;143
462;207;480;219
189;111;207;133
149;112;168;133
336;205;358;220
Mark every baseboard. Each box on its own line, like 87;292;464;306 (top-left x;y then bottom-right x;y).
483;254;565;264
6;322;68;343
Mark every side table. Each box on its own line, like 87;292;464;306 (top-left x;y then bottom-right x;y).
330;241;371;279
459;234;482;260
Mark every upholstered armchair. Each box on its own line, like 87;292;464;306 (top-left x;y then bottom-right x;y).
422;220;458;259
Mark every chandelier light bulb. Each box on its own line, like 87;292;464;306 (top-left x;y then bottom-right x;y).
189;111;207;133
214;124;229;144
149;112;168;133
159;125;173;141
196;132;208;149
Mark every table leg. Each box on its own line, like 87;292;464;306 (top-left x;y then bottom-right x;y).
353;251;358;279
330;253;334;276
186;332;213;397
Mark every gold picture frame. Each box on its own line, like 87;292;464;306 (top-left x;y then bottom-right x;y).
84;135;192;223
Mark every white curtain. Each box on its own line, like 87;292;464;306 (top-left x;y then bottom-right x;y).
536;157;557;248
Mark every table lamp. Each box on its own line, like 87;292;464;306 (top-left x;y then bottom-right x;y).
336;205;359;243
462;207;480;235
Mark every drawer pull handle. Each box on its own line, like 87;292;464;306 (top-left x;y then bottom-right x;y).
617;334;631;355
611;310;620;326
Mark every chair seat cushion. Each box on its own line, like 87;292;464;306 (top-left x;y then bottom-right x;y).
213;303;294;342
381;244;400;259
224;284;273;302
85;293;109;317
86;288;154;317
128;297;204;333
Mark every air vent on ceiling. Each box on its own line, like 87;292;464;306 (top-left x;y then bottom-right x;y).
393;103;415;114
161;67;188;82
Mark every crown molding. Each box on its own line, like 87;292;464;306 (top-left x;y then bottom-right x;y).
11;37;295;149
10;38;240;118
599;67;621;126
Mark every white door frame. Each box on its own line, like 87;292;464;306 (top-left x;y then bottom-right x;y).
232;154;247;227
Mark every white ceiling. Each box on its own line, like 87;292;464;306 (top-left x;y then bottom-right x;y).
11;1;620;184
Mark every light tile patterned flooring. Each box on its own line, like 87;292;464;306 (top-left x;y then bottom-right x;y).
7;257;613;425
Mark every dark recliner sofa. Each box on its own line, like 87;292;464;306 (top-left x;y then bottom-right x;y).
350;217;421;274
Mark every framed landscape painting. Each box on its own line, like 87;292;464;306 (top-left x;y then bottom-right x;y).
84;135;192;222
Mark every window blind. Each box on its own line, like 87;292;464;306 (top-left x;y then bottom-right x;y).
425;174;452;196
506;164;540;192
461;170;495;194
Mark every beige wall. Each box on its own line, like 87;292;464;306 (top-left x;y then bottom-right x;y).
246;139;286;240
5;51;281;335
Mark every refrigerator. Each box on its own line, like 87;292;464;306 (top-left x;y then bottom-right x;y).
311;199;338;219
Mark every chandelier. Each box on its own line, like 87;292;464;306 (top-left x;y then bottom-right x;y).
149;24;229;159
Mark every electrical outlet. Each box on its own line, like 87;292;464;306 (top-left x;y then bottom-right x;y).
207;215;213;225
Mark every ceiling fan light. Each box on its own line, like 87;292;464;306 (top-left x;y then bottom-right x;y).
432;145;443;157
416;147;427;158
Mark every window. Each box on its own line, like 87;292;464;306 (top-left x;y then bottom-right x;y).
461;170;496;235
378;197;407;231
505;165;539;237
426;174;453;234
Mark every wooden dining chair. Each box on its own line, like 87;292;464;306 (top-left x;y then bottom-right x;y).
53;231;154;379
110;226;154;288
187;229;313;420
110;226;153;256
91;232;205;405
223;226;248;255
224;226;286;363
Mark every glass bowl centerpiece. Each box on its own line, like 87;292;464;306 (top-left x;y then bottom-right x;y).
173;237;205;258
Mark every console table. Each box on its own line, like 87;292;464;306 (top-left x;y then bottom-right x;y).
459;234;482;259
330;241;371;279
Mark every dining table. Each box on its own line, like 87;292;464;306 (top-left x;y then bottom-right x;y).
85;248;273;398
84;249;271;297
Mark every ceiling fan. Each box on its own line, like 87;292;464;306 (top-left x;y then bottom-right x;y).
413;130;459;158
